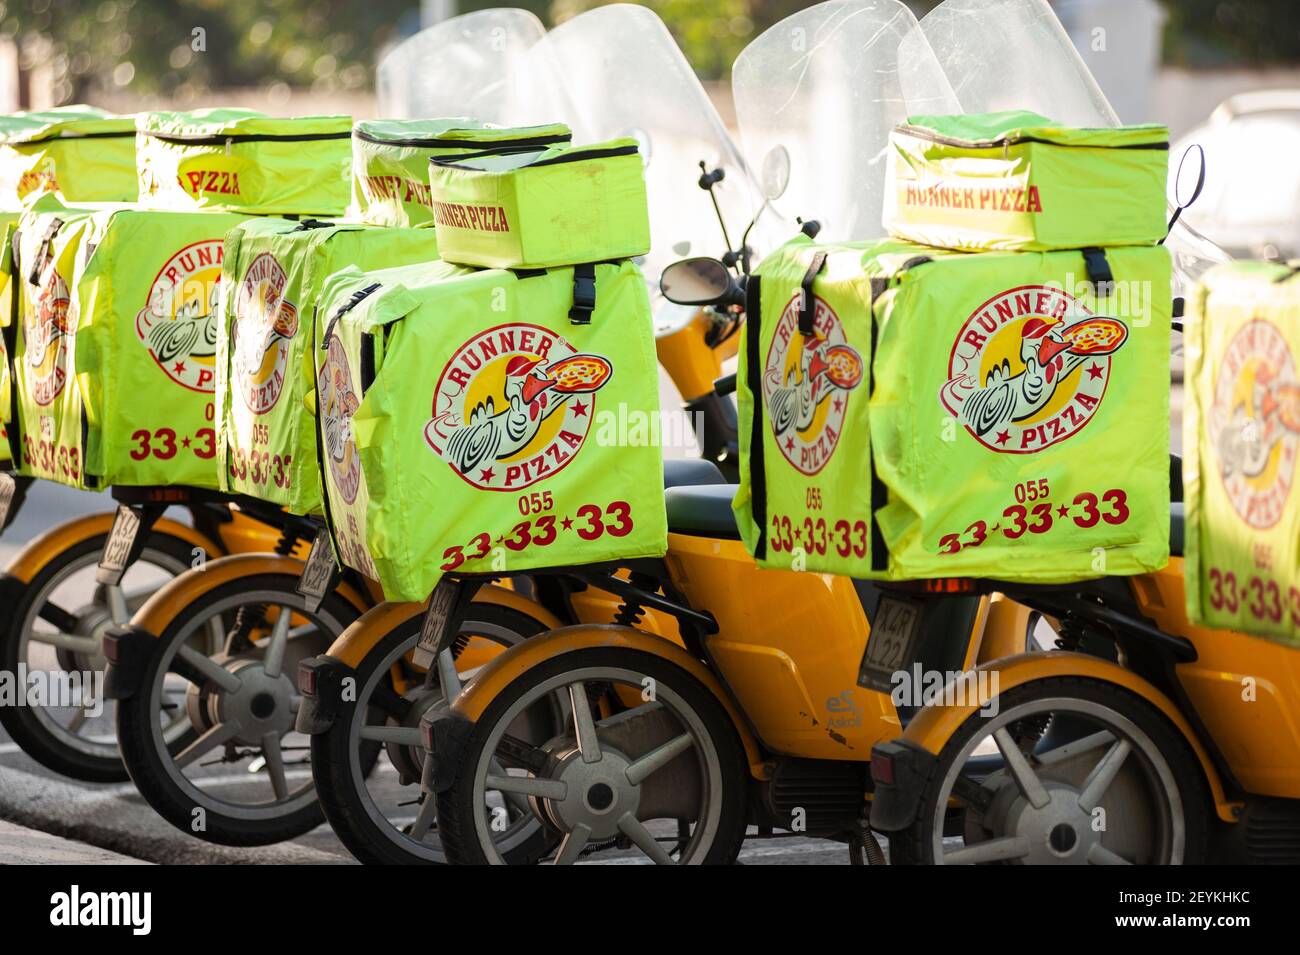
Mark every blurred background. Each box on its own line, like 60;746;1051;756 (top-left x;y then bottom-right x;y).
0;0;1297;256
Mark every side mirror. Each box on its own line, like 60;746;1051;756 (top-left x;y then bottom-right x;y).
660;257;736;306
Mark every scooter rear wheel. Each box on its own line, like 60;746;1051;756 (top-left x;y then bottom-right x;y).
436;647;749;865
890;677;1210;865
311;601;559;864
0;529;199;782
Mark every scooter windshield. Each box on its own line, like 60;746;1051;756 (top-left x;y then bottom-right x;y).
732;0;957;244
375;8;545;121
508;4;756;283
909;0;1230;289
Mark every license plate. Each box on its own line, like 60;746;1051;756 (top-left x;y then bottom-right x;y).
0;473;15;528
96;506;142;585
296;530;336;612
411;578;462;670
858;595;924;693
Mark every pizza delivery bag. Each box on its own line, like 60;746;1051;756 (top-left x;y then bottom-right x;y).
1184;261;1300;646
216;216;441;512
428;137;650;269
352;120;571;227
734;236;1171;582
312;258;667;601
0;106;137;206
137;109;352;216
7;202;105;485
73;207;255;488
0;214;20;464
883;111;1169;253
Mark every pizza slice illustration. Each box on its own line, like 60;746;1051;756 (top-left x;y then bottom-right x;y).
1061;317;1127;356
823;344;864;390
548;354;613;394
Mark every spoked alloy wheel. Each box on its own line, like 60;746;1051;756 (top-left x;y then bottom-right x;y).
894;678;1209;865
0;531;200;781
116;575;360;845
312;602;560;864
437;649;749;865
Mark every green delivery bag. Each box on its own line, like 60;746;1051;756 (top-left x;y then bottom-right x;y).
9;203;101;485
74;208;255;488
1184;261;1300;646
735;236;1172;582
883;111;1169;253
428;138;650;269
0;214;19;463
137;109;351;216
313;259;667;600
352;120;571;227
216;217;441;512
0;106;137;205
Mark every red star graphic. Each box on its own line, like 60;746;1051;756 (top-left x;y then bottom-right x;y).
1086;362;1104;380
833;396;843;413
561;516;573;531
478;467;495;482
572;400;588;417
785;437;795;452
996;430;1011;446
1057;504;1070;518
181;436;191;449
173;361;187;374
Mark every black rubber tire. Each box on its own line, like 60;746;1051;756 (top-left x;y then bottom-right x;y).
0;529;198;782
889;677;1211;865
312;603;554;865
117;572;361;846
437;647;750;865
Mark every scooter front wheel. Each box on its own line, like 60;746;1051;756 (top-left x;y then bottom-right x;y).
436;648;749;865
890;677;1210;865
116;573;361;846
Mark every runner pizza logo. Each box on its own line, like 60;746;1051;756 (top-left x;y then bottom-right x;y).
424;322;612;491
763;294;863;475
24;267;72;406
940;285;1128;453
135;239;225;393
232;252;298;414
1211;319;1300;529
317;334;361;504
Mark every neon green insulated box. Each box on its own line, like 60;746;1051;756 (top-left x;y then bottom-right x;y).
735;235;1172;582
0;106;137;205
1184;260;1300;646
883;111;1169;252
313;258;667;600
74;207;256;488
137;109;352;216
217;216;441;512
0;214;20;463
352;120;571;228
8;202;103;485
428;137;650;269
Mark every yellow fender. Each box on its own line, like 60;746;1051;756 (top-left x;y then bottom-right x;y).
451;623;769;778
3;511;221;585
324;585;566;669
900;650;1239;822
130;553;371;636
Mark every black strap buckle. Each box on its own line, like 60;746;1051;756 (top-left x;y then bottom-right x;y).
569;264;597;325
1080;247;1114;298
798;251;828;336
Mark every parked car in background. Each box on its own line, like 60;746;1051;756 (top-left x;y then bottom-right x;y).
1175;89;1300;261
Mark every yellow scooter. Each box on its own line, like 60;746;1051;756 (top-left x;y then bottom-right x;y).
868;490;1300;864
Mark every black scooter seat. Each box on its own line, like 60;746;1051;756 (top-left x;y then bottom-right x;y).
665;484;740;539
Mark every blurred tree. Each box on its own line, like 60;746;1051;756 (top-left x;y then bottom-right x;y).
3;0;1300;104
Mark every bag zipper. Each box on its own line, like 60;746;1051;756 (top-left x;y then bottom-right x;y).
432;143;639;171
897;125;1168;151
355;129;570;151
8;130;135;146
140;130;350;145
